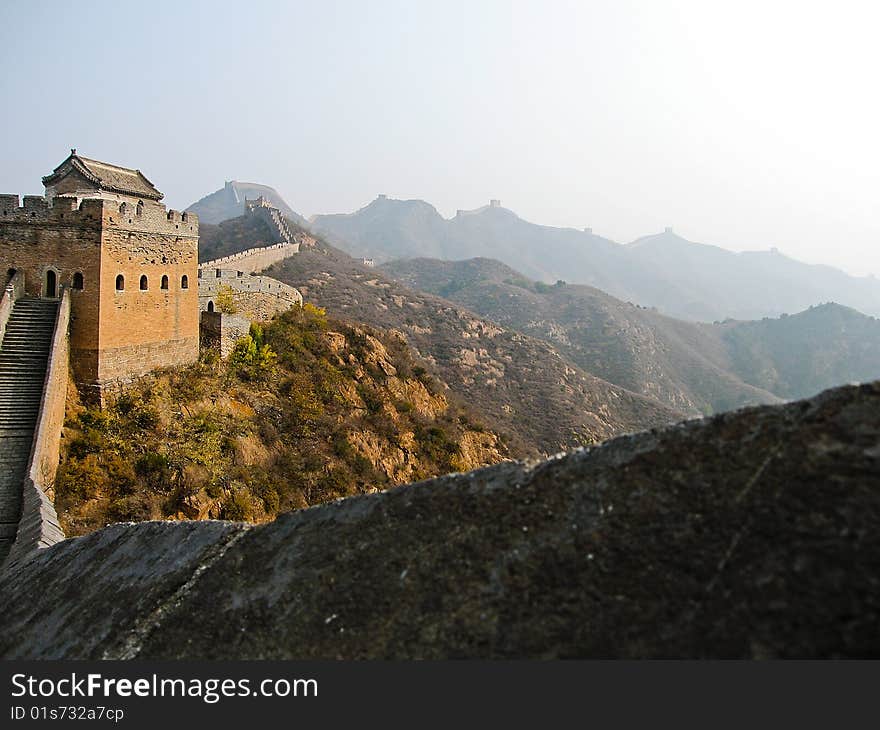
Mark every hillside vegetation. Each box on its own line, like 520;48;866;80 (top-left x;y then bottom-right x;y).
56;304;505;536
265;243;680;455
384;257;880;413
719;303;880;399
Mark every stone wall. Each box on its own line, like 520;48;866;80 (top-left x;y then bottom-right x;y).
96;201;199;391
198;270;302;321
200;311;251;358
0;195;200;397
0;270;25;344
0;196;103;388
199;242;299;273
5;289;69;566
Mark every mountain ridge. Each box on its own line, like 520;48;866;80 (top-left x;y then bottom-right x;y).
382;256;880;414
187;181;307;226
310;195;880;321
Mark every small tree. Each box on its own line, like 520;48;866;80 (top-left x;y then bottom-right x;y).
215;285;237;314
229;323;276;379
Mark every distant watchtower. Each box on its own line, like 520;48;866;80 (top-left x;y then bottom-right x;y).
0;150;200;398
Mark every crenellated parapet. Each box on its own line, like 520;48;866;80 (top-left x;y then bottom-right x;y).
198;241;299;271
0;194;199;237
0;195;104;226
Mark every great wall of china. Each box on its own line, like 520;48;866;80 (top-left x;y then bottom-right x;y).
196;196;307;353
0;178;305;567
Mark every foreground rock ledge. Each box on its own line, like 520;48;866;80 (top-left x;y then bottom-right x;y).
2;381;879;659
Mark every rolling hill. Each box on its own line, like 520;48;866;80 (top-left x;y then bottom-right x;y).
266;243;681;456
383;257;880;412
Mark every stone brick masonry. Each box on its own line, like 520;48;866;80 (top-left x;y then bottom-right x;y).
0;193;199;396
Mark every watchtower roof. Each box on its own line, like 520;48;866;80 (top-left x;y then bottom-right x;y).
42;150;164;201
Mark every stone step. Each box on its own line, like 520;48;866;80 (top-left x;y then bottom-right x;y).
0;296;59;561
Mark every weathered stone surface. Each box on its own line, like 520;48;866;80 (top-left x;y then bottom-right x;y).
1;381;878;659
0;521;247;659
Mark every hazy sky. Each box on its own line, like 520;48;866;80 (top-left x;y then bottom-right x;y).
2;0;878;276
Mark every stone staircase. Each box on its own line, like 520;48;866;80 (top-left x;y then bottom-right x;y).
267;207;293;244
0;297;58;562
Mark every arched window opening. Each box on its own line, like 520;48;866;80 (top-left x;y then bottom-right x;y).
207;300;214;312
181;212;188;222
161;274;169;290
181;275;189;289
116;274;125;291
136;200;144;216
119;202;127;214
72;272;84;290
7;268;17;280
45;269;57;298
139;274;148;291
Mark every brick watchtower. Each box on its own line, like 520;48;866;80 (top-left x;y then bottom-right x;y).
0;150;200;398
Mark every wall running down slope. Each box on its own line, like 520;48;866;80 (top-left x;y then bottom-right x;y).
0;380;877;659
2;286;69;567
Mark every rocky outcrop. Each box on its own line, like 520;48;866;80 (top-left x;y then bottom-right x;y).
1;381;879;659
